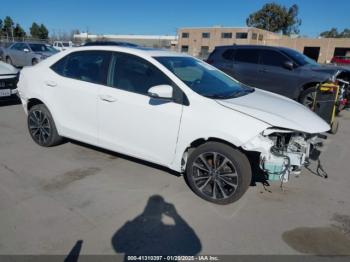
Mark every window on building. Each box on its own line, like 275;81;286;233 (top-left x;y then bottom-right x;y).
221;32;232;39
252;33;258;40
182;32;189;38
234;48;259;64
260;50;288;67
236;32;248;39
202;32;210;38
181;45;189;53
258;34;264;41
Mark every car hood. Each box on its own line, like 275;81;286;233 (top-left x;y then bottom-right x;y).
217;89;330;134
0;61;18;75
306;64;350;74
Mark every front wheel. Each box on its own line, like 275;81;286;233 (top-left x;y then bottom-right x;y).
185;142;252;205
299;87;317;109
6;56;13;65
27;104;63;147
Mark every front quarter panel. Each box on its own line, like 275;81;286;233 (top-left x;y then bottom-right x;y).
171;96;270;171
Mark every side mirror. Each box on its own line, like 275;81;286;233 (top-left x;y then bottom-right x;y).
148;85;173;100
283;61;294;70
23;48;30;53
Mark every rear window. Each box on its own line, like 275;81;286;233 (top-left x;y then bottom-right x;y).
234;49;259;64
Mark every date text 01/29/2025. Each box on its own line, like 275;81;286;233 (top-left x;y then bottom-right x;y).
126;255;220;261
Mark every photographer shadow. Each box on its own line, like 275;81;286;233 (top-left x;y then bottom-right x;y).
111;195;201;259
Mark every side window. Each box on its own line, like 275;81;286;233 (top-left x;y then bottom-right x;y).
111;53;172;95
11;43;21;50
50;51;111;85
260;50;288;67
234;49;259;64
222;49;235;60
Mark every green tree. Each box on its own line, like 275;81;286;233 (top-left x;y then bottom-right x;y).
30;22;40;38
246;3;301;35
320;28;339;38
320;28;350;38
39;24;48;39
2;16;14;37
13;23;26;38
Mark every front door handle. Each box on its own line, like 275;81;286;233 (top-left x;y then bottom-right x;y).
99;94;117;102
45;80;57;87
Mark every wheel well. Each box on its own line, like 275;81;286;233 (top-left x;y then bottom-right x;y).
181;137;239;171
302;82;319;91
27;98;44;110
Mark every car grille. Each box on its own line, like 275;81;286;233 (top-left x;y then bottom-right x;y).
0;75;18;90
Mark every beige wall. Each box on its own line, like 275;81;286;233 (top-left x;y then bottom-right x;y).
178;27;350;63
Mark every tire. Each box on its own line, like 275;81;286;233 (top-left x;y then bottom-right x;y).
27;104;63;147
32;58;38;66
185;142;252;205
6;56;13;65
299;87;317;109
330;119;339;134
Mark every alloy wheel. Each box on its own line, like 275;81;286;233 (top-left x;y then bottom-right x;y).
28;109;51;145
303;91;318;109
191;152;238;200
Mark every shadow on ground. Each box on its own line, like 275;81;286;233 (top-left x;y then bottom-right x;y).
111;195;201;259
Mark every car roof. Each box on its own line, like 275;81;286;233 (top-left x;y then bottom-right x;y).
215;44;295;52
70;45;190;58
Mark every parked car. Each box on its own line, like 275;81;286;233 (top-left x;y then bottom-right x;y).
3;42;59;67
207;45;350;107
0;61;19;101
331;56;350;66
17;46;329;204
53;41;74;51
83;41;139;47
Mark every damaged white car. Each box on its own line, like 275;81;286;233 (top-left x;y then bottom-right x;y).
17;47;330;204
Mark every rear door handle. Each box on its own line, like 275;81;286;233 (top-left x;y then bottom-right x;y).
99;94;117;102
45;80;57;87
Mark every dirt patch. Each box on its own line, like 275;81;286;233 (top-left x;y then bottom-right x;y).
282;226;350;255
333;213;350;235
43;167;101;191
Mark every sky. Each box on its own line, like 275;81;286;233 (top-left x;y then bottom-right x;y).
1;0;349;37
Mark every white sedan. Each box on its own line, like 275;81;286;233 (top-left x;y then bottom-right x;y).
17;46;330;204
0;61;18;101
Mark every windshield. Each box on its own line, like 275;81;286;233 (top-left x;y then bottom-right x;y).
29;44;52;52
154;56;254;99
281;48;319;66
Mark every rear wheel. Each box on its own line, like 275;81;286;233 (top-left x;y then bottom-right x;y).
27;104;63;147
32;58;38;65
6;56;13;65
185;142;252;205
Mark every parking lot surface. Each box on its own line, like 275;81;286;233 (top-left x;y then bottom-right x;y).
0;102;350;256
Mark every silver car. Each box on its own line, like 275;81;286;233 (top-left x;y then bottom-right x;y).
3;42;58;67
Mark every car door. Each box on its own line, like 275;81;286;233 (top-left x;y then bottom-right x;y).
46;50;111;144
8;43;22;66
257;49;300;98
97;52;183;166
231;48;261;87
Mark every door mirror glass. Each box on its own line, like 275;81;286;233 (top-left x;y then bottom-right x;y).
283;61;294;70
148;85;173;100
23;48;30;53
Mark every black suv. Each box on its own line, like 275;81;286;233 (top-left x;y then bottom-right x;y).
207;45;349;105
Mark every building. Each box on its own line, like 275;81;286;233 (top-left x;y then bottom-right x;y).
73;32;178;50
177;26;350;63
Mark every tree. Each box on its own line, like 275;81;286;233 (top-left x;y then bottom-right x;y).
13;23;26;38
30;22;40;38
2;16;14;37
39;24;48;39
320;28;350;38
246;3;301;35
